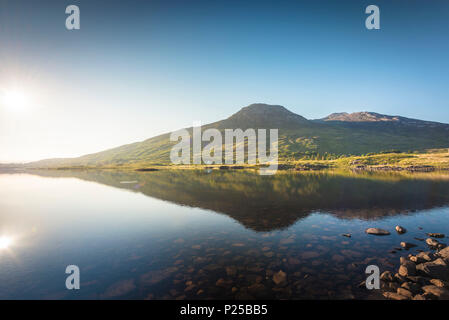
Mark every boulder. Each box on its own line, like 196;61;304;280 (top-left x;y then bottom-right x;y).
438;246;449;259
399;259;417;277
416;251;436;262
365;228;390;236
406;276;430;286
421;285;449;299
401;282;421;294
416;258;449;281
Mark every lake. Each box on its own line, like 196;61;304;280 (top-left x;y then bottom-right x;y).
1;169;449;299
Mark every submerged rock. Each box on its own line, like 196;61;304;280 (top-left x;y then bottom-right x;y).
365;228;390;236
272;270;287;286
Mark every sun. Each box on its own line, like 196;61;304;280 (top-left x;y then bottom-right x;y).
0;236;13;250
1;88;29;112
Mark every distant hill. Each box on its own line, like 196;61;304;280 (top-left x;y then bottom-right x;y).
319;111;446;127
26;103;449;168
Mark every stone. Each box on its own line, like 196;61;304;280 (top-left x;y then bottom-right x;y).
406;276;430;286
427;233;445;238
400;242;417;249
416;251;436;262
272;270;287;286
388;282;400;291
394;273;408;284
215;278;233;288
416;258;449;281
401;282;421;294
410;255;425;264
395;226;407;234
365;228;390;236
438;246;449;259
421;285;449;299
383;292;409;300
430;279;448;288
397;287;413;298
426;238;440;247
380;271;394;282
399;259;416;277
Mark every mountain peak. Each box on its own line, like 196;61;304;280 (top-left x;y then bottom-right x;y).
322;111;401;122
319;111;444;126
224;103;308;128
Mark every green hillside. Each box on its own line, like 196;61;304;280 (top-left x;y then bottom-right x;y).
27;104;449;168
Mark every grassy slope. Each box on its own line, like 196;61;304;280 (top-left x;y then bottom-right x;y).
25;105;449;169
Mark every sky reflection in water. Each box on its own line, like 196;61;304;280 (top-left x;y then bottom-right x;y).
1;170;449;299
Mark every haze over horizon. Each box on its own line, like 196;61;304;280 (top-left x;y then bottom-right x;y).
1;0;449;162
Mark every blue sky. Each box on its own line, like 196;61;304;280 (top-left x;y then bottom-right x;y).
0;0;448;162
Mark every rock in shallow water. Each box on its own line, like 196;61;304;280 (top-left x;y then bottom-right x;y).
421;285;449;299
395;226;407;234
416;258;449;281
365;228;390;236
400;242;417;249
382;292;409;300
399;258;417;277
272;270;287;286
427;233;445;238
426;238;441;247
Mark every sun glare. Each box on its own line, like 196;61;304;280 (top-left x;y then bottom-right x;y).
0;236;13;250
1;89;29;112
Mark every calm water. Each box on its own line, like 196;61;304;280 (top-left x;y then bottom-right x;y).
1;169;449;300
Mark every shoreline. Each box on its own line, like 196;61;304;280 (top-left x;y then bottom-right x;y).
2;151;449;173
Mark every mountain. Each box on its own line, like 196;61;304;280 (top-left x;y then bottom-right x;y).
319;111;446;127
26;103;449;168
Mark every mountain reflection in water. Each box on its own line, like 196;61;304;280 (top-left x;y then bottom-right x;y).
2;169;449;300
26;169;449;231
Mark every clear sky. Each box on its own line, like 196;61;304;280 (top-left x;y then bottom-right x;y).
0;0;448;162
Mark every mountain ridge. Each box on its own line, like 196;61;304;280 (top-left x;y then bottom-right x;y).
22;103;449;168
